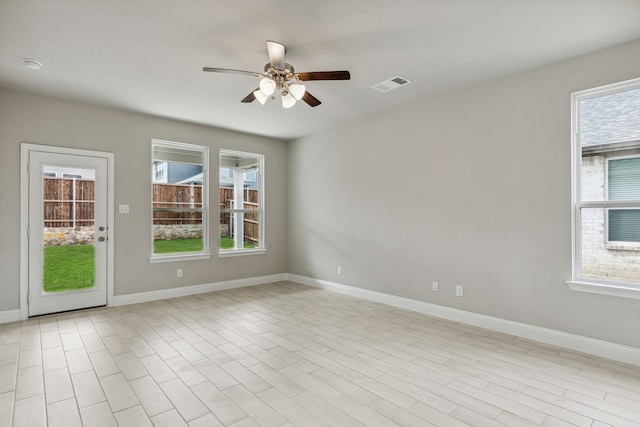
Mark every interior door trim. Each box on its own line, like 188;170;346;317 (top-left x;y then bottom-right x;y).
20;143;115;319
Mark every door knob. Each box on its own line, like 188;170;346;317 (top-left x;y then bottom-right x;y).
98;236;106;242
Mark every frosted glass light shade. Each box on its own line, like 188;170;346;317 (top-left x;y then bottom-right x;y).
259;78;276;96
282;92;296;108
289;83;306;100
253;89;268;105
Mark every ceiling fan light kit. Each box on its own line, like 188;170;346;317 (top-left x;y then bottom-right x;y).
253;89;269;105
259;78;276;96
255;72;304;108
203;40;350;108
281;92;296;109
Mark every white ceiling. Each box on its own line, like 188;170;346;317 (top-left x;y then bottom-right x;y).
1;0;640;140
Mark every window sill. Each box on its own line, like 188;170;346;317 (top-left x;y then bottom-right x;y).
604;242;640;252
149;253;212;263
218;249;266;258
566;280;640;300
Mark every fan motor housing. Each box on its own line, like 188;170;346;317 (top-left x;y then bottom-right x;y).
264;63;295;75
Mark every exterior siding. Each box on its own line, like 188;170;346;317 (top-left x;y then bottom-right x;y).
167;163;202;184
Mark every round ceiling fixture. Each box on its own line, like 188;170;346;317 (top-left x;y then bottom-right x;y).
23;59;43;70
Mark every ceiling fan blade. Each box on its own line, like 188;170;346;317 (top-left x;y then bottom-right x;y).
203;67;263;78
302;91;322;107
241;89;258;103
296;71;351;81
266;40;286;69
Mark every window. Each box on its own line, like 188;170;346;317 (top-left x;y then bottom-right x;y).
63;173;82;179
151;140;210;262
154;163;166;181
570;78;640;298
219;149;265;255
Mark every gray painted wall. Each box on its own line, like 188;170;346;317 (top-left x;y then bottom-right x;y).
2;39;640;350
0;89;288;310
287;40;640;348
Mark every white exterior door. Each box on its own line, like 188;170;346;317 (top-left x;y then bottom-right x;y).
27;149;110;316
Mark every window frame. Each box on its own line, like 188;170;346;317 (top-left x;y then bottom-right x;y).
569;77;640;299
219;149;266;257
149;139;211;263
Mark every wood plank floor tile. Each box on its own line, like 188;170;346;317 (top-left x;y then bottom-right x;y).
99;372;139;412
223;383;286;427
128;375;173;417
71;370;106;408
13;393;46;427
15;365;44;400
47;397;82;427
113;405;153;427
159;378;209;421
0;390;15;426
190;380;247;425
150;408;189;427
44;367;74;404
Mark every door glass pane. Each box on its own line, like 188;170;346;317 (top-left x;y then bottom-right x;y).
42;166;96;293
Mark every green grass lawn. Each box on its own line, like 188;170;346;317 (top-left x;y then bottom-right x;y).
43;238;256;293
153;237;253;253
43;244;95;293
219;236;254;250
153;238;204;253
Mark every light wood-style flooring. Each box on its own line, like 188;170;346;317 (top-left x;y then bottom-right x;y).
1;281;639;426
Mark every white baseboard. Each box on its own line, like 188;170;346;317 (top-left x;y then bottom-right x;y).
287;273;640;367
113;273;288;306
5;271;638;367
0;309;21;325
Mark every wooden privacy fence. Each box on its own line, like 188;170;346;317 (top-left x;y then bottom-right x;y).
44;179;259;244
43;177;95;227
152;184;259;244
219;187;259;244
153;183;203;224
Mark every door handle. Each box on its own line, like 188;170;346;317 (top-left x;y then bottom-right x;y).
98;236;106;242
98;226;106;231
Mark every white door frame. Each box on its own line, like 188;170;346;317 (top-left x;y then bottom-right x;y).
20;143;115;319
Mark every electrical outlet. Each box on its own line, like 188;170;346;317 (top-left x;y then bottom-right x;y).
456;285;464;297
177;269;183;278
337;265;342;275
432;281;439;291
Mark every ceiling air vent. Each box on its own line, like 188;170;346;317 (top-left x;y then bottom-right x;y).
371;76;412;93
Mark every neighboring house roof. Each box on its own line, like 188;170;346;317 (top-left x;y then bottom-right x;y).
176;172;203;185
581;87;640;146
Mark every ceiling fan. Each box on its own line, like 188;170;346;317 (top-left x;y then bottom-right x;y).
203;41;350;108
